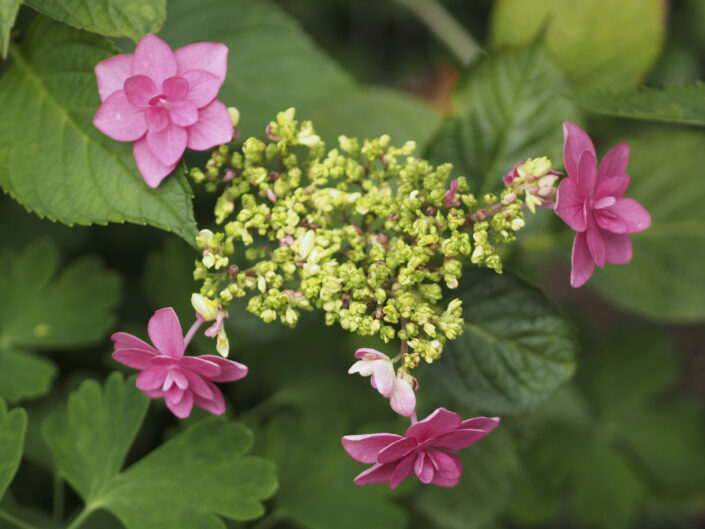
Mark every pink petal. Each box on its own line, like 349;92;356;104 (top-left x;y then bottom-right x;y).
353;462;396;486
179;356;221;378
174;42;228;82
430;471;461;487
604;232;633;265
577;150;597;198
390;377;416;417
597;143;629;185
165;387;194;419
555;177;587;232
596;198;651;234
198;355;248;382
426;428;489;451
377;437;418;464
111;332;158;355
193;380;226;415
348;360;374;376
146;123;187;167
389;452;416;489
342;433;403;464
147;307;185;358
132;34;177;86
182;370;213;399
586;213;606;267
124;75;158;108
166;385;185;404
459;416;500;433
142;388;163;399
181;69;222;108
354;348;390;361
113;348;157;370
133;136;178;188
93;90;147;142
136;365;168;391
162;76;189;100
428;451;463;480
563;122;596;180
163;369;188;391
187;100;233;150
95;54;133;102
595;175;630;201
570;231;595;288
372;361;395;398
145;106;169;132
414;451;435;484
168;100;199;127
406;408;461;442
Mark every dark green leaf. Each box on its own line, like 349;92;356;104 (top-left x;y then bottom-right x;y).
0;0;21;58
0;348;56;403
25;0;165;41
426;42;579;195
0;397;26;501
0;17;198;243
435;269;577;414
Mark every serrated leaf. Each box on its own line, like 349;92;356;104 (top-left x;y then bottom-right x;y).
25;0;165;41
576;83;705;126
0;17;198;243
587;129;705;321
0;0;21;58
43;373;277;529
0;397;26;501
490;0;666;90
426;42;579;195
435;269;577;414
258;411;406;529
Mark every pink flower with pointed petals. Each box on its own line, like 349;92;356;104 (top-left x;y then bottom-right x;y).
93;34;234;188
555;122;651;288
112;307;247;418
342;408;499;489
348;348;416;417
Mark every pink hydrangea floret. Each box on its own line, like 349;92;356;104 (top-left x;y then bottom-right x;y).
112;307;247;418
555;122;651;287
342;407;499;489
93;34;233;187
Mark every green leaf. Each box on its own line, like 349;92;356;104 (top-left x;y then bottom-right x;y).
0;17;198;244
159;0;438;146
576;83;705;126
143;237;197;319
0;0;21;58
25;0;165;41
0;348;56;403
425;42;579;195
435;269;577;414
587;129;705;321
489;0;666;90
258;411;406;529
43;373;277;528
0;397;26;501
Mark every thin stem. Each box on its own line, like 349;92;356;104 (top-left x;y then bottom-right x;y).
410;411;418;425
0;509;39;529
65;506;96;529
53;472;64;521
390;0;483;65
183;318;203;348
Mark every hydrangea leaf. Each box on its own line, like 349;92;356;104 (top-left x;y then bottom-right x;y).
159;0;438;146
435;269;577;414
43;373;277;529
576;83;705;126
588;129;705;321
0;17;198;244
255;411;407;529
0;0;21;58
490;0;666;90
425;42;579;196
0;397;26;501
24;0;165;41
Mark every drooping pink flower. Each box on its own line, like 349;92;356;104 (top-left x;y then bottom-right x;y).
112;307;247;418
342;408;499;489
93;34;233;188
348;348;416;417
555;122;651;288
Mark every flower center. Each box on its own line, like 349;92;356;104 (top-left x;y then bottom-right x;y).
148;94;169;106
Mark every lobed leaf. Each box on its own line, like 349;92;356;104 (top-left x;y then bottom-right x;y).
0;397;26;501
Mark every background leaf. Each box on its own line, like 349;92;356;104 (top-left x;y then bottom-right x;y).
0;348;56;404
0;0;21;58
433;269;577;414
489;0;666;90
24;0;165;41
0;398;26;501
0;17;198;243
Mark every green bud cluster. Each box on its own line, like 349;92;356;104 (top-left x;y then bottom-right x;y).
190;108;538;367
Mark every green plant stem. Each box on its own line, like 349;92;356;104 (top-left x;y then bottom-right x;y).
65;506;96;529
390;0;483;65
0;509;39;529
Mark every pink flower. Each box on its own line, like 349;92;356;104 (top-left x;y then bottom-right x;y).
93;34;233;188
348;348;416;417
111;307;247;418
555;122;651;288
443;178;460;207
342;408;499;489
